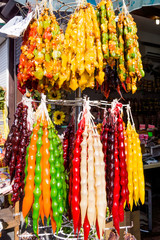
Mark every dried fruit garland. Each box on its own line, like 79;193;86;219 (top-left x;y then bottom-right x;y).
4;90;145;238
63;115;75;218
17;9;64;94
17;0;144;97
101;101;145;234
63;116;75;173
117;12;145;94
101;63;122;103
59;3;105;91
22;95;67;236
97;0;144;97
97;0;120;67
125;118;145;210
4;97;34;205
69;100;107;240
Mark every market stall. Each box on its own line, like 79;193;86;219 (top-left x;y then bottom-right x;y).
0;0;155;239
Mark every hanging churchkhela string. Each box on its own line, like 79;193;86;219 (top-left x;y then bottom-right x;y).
17;0;144;98
4;93;145;238
22;94;67;236
4;0;146;238
100;99;144;234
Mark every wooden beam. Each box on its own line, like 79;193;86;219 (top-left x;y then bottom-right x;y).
140;41;160;49
8;38;15;128
14;201;19;240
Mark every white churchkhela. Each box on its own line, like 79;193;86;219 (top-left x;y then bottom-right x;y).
87;126;96;226
94;132;107;239
80;122;88;225
79;99;107;239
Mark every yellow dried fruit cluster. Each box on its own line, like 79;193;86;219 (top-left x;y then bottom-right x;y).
59;3;104;91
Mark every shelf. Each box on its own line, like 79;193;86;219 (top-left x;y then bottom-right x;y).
0;206;20;230
143;162;160;170
0;201;20;240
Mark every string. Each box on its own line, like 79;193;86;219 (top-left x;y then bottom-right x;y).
17;95;135;129
22;93;35;131
49;0;53;13
126;104;131;124
129;105;135;129
122;0;128;15
35;93;51;124
43;0;47;8
18;96;129;108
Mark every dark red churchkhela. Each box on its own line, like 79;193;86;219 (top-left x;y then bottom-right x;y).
4;102;31;205
107;114;115;213
117;114;129;222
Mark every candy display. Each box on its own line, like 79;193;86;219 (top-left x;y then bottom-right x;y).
100;100;144;234
63;115;75;220
23;120;40;219
4;0;146;237
69;100;107;239
117;11;145;94
16;0;144;97
2;89;146;239
101;63;122;99
97;0;119;67
59;3;104;91
4;96;34;205
71;116;84;234
117;114;129;222
63;115;75;173
22;95;67;236
125;110;145;211
17;8;64;94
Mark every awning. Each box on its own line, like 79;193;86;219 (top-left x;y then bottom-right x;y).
113;0;160;12
14;0;160;12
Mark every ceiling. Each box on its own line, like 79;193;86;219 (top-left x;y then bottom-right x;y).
131;4;160;37
132;5;160;20
133;14;160;36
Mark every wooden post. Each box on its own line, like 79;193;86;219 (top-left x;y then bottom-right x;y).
75;88;82;131
8;38;15;128
14;201;19;240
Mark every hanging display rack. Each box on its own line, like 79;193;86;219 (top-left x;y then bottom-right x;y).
9;0;142;237
104;221;133;233
22;94;130;108
17;219;134;239
55;0;131;22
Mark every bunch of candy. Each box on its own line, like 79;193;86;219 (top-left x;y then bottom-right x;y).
22;94;67;236
59;3;104;91
17;8;64;94
117;11;145;93
4;96;34;205
97;0;120;67
69;99;107;240
101;100;144;234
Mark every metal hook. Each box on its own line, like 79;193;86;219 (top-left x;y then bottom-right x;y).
16;3;27;18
